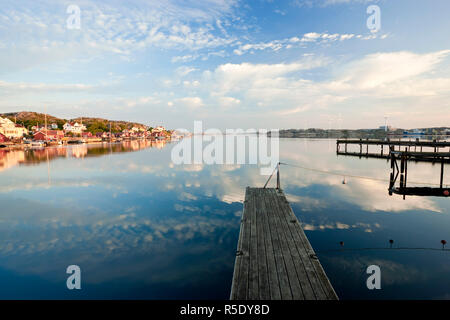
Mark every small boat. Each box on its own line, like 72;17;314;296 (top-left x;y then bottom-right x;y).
67;140;85;144
31;141;46;147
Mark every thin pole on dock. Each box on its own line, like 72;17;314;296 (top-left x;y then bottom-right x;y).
276;162;280;190
263;162;281;190
440;158;445;188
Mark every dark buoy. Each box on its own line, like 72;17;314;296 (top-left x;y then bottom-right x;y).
389;239;394;248
339;241;344;247
342;177;346;184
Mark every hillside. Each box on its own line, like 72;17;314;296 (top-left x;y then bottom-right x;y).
0;111;150;134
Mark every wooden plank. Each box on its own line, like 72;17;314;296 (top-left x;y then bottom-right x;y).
263;189;305;300
231;187;251;299
229;196;244;299
274;190;338;300
271;190;328;299
259;188;282;299
248;188;259;299
261;189;293;300
267;189;316;300
255;188;271;299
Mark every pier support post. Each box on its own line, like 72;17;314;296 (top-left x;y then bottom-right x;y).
440;159;444;189
400;154;405;189
404;149;408;188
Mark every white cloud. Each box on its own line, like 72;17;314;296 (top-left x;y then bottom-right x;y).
293;0;378;7
0;81;96;92
206;58;329;96
176;96;204;109
337;50;450;90
176;66;197;77
218;96;241;108
232;31;381;56
340;34;355;41
0;0;242;72
303;32;322;41
191;49;450;128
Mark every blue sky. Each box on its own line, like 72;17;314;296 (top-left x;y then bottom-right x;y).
0;0;449;130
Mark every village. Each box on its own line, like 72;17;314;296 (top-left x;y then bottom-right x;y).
0;115;173;148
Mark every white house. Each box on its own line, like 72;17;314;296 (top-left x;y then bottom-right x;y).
0;117;28;138
131;126;145;133
63;122;86;134
152;126;166;133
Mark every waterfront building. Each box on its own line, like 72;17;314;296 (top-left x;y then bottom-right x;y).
0;117;28;138
33;130;65;141
0;133;10;143
63;122;86;134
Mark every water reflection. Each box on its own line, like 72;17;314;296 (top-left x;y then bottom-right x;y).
0;138;449;299
0;140;168;172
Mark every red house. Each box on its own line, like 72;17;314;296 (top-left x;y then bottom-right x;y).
33;130;64;141
0;133;9;143
81;132;93;138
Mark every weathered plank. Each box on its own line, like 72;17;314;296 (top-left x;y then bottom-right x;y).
273;189;337;300
262;189;293;300
231;187;338;300
230;187;251;299
263;189;303;299
267;189;316;300
259;189;281;300
248;187;259;299
255;189;270;300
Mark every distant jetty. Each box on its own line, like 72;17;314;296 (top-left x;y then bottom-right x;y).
269;127;450;139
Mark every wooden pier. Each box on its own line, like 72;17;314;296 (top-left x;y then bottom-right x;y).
336;139;450;163
230;187;337;300
389;151;449;198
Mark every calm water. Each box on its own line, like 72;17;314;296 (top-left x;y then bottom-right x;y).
0;138;449;299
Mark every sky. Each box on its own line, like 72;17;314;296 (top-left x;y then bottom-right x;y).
0;0;449;130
